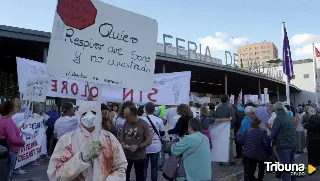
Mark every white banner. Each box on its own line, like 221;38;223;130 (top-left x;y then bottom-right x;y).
23;77;50;102
209;122;231;162
17;57;191;105
189;93;210;104
47;0;158;91
15;117;45;169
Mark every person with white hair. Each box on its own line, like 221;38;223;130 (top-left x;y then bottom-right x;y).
47;99;127;181
268;102;297;181
238;106;256;136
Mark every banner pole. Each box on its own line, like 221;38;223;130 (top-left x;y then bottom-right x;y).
92;84;102;181
312;43;319;107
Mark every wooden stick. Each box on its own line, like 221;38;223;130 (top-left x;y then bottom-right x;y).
92;84;102;181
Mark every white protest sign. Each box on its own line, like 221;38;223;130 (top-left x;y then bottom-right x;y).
23;77;50;102
46;0;158;91
15;117;45;169
209;122;231;162
17;57;191;105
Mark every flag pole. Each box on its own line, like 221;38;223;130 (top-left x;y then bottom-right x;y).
282;22;290;105
312;43;319;107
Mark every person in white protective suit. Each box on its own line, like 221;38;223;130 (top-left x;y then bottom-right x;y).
47;99;127;181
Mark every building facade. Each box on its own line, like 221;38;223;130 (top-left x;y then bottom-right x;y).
237;41;278;68
259;59;319;106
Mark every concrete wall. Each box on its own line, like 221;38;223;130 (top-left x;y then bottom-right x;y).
264;61;319;106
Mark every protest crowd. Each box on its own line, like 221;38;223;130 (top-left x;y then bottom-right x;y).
0;1;319;181
0;95;319;181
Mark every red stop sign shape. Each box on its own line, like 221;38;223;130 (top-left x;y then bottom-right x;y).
57;0;97;30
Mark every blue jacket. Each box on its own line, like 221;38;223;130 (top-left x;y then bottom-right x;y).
239;116;251;135
45;110;60;131
242;128;271;161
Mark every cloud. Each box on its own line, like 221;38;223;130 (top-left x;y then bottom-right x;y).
294;43;320;57
291;33;320;58
291;34;320;45
198;32;248;52
215;32;227;38
230;37;248;45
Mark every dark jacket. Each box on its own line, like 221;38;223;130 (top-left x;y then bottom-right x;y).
303;113;311;128
168;115;193;137
208;110;216;118
306;114;320;140
269;110;297;149
200;115;215;130
234;110;245;132
242;128;271;161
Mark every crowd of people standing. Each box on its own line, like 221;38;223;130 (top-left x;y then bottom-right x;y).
0;96;319;181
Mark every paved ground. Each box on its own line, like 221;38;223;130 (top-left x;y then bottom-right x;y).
11;158;244;181
12;142;244;181
13;147;318;181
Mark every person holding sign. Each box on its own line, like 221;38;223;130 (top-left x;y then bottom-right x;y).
47;100;127;181
30;103;49;166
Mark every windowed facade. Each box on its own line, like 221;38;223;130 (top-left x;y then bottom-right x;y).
237;41;279;68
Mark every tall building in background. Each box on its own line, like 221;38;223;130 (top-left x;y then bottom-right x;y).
237;41;278;68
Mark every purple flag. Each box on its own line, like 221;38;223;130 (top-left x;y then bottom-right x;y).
282;24;294;82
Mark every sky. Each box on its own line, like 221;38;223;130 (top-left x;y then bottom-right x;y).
0;0;319;61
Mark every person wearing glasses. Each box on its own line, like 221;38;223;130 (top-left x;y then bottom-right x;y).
48;98;127;181
119;101;152;181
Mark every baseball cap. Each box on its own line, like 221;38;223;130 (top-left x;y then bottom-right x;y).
62;102;74;112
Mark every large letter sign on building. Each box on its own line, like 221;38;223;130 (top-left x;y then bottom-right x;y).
46;0;158;91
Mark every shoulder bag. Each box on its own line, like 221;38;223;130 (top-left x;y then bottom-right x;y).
162;135;205;180
146;116;161;139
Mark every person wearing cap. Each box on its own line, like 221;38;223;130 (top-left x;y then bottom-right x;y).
245;100;256;108
48;99;127;181
53;102;78;141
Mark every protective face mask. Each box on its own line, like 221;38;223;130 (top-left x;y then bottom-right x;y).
80;111;96;128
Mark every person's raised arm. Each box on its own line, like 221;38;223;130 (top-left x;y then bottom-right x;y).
215;117;232;123
104;134;128;181
168;117;182;134
171;136;190;156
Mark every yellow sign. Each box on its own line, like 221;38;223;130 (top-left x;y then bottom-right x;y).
308;164;316;174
